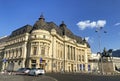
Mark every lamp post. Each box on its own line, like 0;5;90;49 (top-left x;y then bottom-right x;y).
95;27;107;75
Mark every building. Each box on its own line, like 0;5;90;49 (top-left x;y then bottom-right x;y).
0;36;8;71
112;57;120;70
112;49;120;70
0;15;91;72
88;53;100;73
88;52;120;74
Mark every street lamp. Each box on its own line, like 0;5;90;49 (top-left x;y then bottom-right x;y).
95;27;107;75
95;27;107;52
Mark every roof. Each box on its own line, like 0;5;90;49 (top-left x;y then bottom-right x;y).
0;36;8;43
10;25;32;37
9;15;90;48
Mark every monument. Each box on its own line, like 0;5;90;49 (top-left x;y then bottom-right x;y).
98;48;115;75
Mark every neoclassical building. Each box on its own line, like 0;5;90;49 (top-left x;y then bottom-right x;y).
0;15;91;72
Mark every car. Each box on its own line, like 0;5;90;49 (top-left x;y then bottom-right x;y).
17;68;31;74
28;68;45;76
37;68;45;75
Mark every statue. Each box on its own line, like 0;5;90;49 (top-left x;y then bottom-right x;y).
97;48;114;74
102;48;112;57
101;48;113;62
97;48;113;61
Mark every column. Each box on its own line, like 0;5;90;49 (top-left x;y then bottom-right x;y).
21;59;26;68
23;42;27;58
51;35;56;72
22;42;27;68
84;49;88;72
28;59;31;68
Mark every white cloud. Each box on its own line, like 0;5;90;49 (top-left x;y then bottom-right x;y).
96;20;106;28
115;23;120;26
76;20;90;30
85;37;94;44
85;37;89;42
90;21;96;28
77;20;106;30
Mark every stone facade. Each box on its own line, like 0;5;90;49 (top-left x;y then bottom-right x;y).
88;53;120;74
0;36;8;71
88;54;100;72
0;15;91;72
113;57;120;69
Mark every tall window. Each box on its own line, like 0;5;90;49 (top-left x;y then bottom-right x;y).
88;65;91;71
71;46;72;60
12;50;14;58
6;51;8;58
33;47;37;55
19;48;22;57
68;45;70;60
41;46;45;55
79;55;81;61
43;35;46;39
31;60;36;68
73;47;75;60
83;64;85;71
16;49;18;57
60;44;63;58
82;55;84;62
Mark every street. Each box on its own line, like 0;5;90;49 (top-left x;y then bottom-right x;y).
0;74;57;81
0;73;120;81
46;73;120;81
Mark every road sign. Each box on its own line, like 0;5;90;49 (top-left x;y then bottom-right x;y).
3;58;7;63
40;57;42;63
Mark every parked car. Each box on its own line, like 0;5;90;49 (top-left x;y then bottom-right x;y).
28;68;45;76
17;68;31;74
37;68;45;75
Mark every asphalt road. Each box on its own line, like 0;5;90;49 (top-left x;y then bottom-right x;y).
46;73;120;81
0;73;120;81
0;74;57;81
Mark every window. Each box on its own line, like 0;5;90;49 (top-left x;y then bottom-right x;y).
41;46;45;55
43;35;46;38
31;60;36;68
5;51;7;58
12;50;14;58
33;47;37;55
73;47;75;60
83;64;85;71
79;55;81;61
82;55;84;62
15;49;17;58
80;64;82;71
31;60;36;64
88;65;91;71
68;45;70;60
19;48;22;57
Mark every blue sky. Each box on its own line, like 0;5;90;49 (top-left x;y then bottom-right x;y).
0;0;120;53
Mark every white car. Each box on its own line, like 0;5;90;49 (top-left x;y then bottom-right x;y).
17;68;31;74
28;68;45;76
